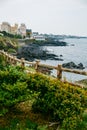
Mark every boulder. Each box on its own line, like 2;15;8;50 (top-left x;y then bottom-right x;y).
77;63;85;69
62;62;85;69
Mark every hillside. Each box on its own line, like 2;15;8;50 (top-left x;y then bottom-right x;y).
0;53;87;130
0;35;18;53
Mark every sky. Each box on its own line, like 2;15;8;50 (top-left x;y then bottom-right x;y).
0;0;87;36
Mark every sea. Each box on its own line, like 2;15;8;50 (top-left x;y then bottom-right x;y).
40;38;87;82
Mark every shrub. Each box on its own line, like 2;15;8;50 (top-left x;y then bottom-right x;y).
76;112;87;130
26;73;50;92
0;65;87;129
31;74;87;129
0;54;7;69
0;66;30;116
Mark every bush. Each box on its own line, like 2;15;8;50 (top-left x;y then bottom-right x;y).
0;55;6;69
26;73;50;92
0;66;30;116
76;112;87;130
31;74;87;129
0;65;87;129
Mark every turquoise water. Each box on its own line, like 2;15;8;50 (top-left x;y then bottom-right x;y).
41;38;87;82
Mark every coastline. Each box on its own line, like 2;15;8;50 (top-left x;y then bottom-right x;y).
17;40;67;61
16;38;87;83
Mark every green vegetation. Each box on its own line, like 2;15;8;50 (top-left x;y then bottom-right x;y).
76;111;87;130
0;31;22;39
0;55;87;129
0;117;47;130
0;35;18;53
31;75;87;130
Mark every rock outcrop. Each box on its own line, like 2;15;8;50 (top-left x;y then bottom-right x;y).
62;62;85;69
17;43;64;61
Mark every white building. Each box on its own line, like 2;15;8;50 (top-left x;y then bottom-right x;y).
32;32;45;41
1;22;11;33
18;23;26;37
33;35;45;41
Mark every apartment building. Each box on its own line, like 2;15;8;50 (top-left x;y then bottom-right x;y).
18;23;26;37
0;22;28;38
1;22;11;33
11;24;18;35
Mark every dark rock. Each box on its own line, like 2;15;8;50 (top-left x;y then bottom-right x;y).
25;40;68;46
62;62;85;69
53;57;63;61
60;54;63;57
62;62;76;69
77;63;85;69
71;44;75;46
17;43;63;61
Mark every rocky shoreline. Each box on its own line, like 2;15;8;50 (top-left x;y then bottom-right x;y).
25;39;68;46
17;40;66;61
17;40;85;70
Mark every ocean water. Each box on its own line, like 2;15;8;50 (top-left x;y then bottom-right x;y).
40;38;87;82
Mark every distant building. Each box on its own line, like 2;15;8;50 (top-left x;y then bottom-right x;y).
11;24;18;35
1;22;11;33
32;32;39;36
26;29;32;38
0;22;32;38
18;23;26;37
32;32;45;41
33;35;45;41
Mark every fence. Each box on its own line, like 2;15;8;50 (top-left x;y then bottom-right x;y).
0;50;87;88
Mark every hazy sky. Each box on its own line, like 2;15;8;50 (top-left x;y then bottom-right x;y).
0;0;87;36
